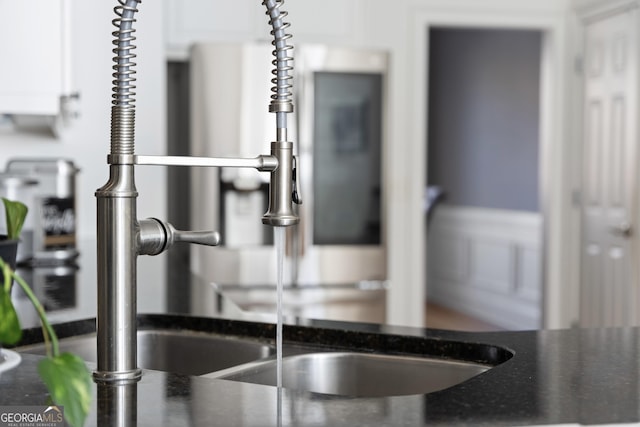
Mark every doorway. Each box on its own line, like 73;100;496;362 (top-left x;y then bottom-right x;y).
425;28;545;330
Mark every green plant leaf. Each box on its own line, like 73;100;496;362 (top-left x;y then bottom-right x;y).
2;198;28;240
0;283;21;345
3;260;11;292
38;353;92;427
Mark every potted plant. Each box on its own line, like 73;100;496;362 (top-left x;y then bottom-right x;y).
0;198;91;427
0;195;26;272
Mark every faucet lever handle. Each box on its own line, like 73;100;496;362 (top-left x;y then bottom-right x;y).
139;218;220;256
173;229;221;246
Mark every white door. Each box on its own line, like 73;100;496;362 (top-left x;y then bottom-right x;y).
581;8;639;327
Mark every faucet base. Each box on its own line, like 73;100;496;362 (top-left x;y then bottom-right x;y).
93;368;142;384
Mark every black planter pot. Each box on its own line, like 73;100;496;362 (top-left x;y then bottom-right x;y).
0;236;18;271
0;236;18;364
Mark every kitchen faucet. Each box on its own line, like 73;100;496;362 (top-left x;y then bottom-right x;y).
94;0;299;383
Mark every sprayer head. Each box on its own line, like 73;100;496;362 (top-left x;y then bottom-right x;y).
262;140;300;227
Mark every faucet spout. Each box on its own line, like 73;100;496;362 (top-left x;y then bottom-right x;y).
95;0;299;384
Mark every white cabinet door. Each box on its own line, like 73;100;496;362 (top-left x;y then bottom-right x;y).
0;0;70;115
164;0;261;58
283;0;364;43
164;0;364;59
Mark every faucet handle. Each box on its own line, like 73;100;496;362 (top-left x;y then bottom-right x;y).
172;228;221;246
139;218;220;256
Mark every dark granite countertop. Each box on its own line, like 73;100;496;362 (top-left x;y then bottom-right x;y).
3;313;640;426
2;241;637;426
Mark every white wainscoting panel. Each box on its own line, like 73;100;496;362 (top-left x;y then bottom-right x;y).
427;205;542;330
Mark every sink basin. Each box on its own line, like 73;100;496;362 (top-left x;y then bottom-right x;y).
17;329;274;376
209;351;491;397
15;315;504;397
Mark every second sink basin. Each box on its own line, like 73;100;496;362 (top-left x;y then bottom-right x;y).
17;329;274;376
209;351;491;397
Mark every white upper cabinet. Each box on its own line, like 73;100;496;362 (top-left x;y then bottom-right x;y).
0;0;72;117
281;0;364;44
164;0;365;59
164;0;261;58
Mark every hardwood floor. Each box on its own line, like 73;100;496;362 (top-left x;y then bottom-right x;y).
425;301;503;332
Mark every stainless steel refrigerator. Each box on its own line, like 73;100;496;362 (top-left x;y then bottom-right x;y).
188;43;388;320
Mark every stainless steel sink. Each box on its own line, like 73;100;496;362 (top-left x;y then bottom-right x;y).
17;329;274;376
208;351;491;397
16;322;499;396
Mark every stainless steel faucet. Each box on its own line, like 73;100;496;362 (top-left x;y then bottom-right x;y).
94;0;299;383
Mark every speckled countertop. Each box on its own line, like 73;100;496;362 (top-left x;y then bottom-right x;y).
2;241;639;426
4;314;640;426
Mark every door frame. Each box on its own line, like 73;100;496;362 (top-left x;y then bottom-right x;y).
408;4;576;328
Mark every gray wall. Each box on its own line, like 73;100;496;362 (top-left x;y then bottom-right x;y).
427;28;541;212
